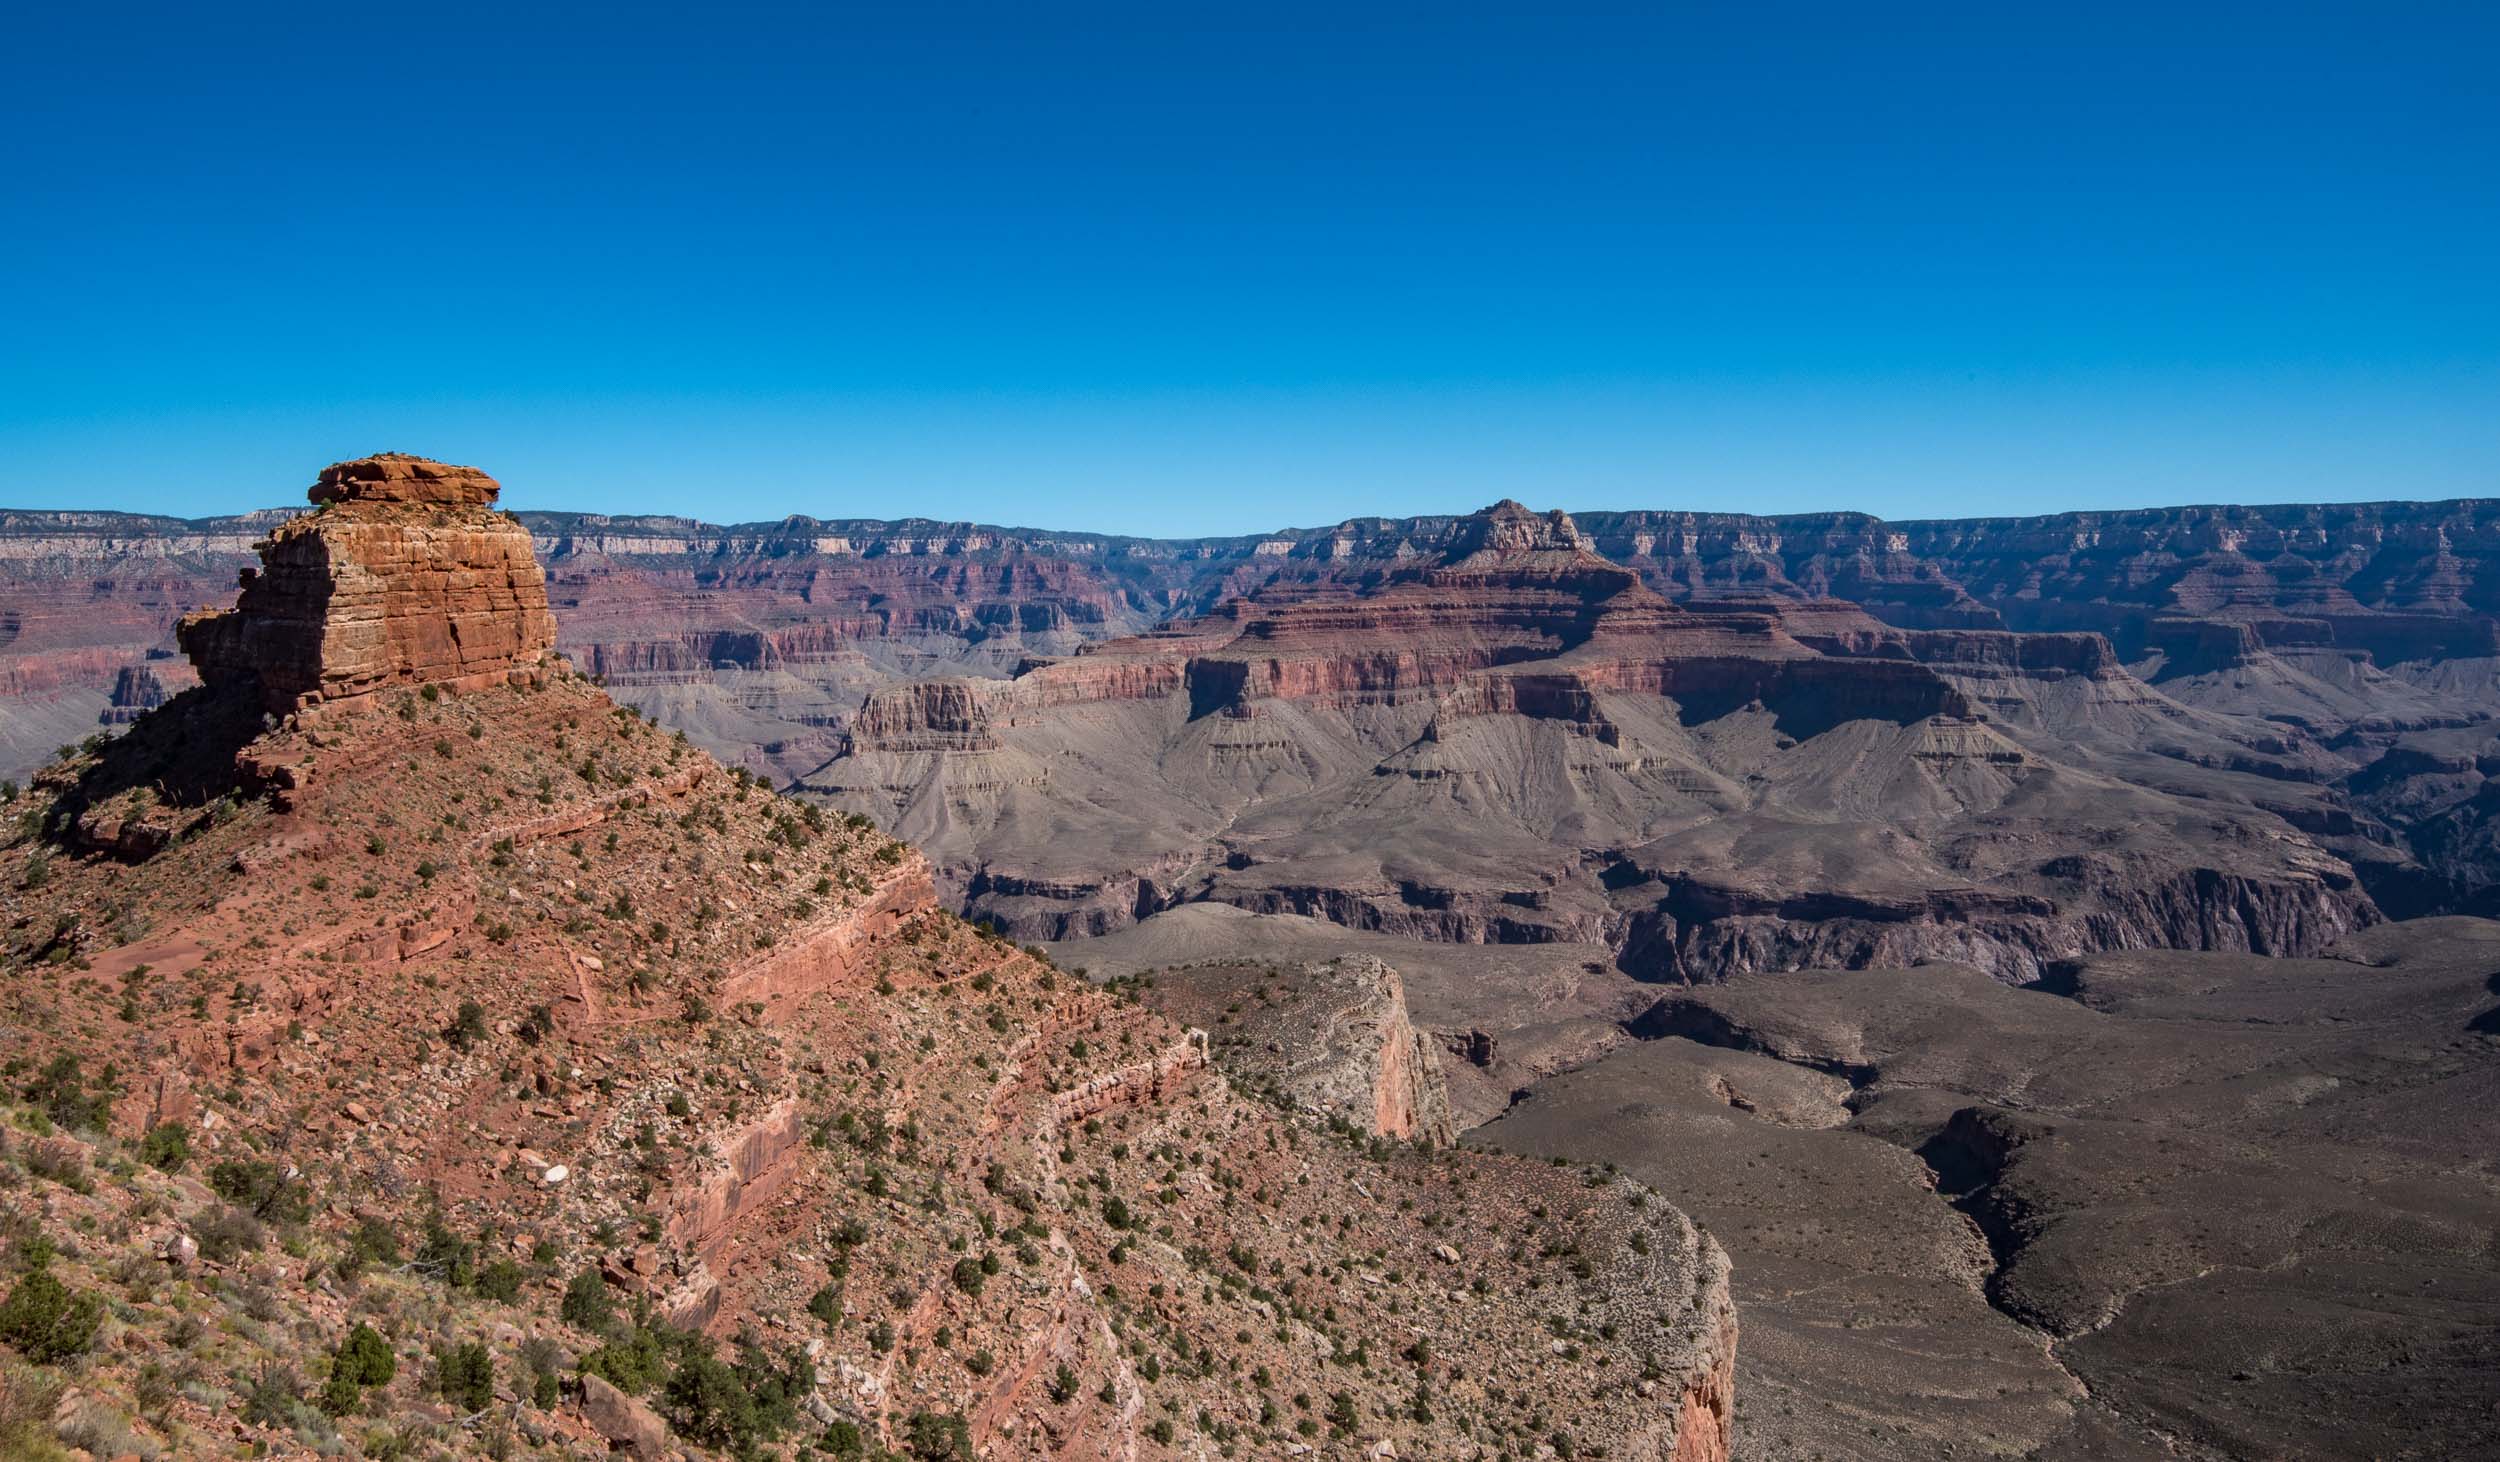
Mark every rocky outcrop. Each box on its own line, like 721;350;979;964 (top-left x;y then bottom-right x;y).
580;1374;672;1455
844;680;1000;752
176;454;556;710
98;662;175;724
1130;957;1457;1144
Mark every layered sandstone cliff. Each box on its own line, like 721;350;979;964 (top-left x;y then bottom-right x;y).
21;491;2500;921
176;455;556;711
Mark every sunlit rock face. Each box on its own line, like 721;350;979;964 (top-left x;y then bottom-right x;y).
177;454;557;710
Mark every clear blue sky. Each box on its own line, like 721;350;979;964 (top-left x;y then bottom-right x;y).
5;2;2493;533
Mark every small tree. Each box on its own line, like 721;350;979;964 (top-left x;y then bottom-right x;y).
138;1122;190;1172
433;1341;494;1412
806;1282;842;1330
443;1000;489;1052
23;1055;112;1132
562;1268;615;1333
320;1322;396;1414
1326;1391;1358;1435
209;1158;309;1224
473;1258;524;1302
663;1348;758;1449
905;1410;972;1460
0;1267;102;1363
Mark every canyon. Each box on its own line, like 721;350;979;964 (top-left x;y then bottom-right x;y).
8;470;2500;1458
20;493;2500;944
0;459;1736;1459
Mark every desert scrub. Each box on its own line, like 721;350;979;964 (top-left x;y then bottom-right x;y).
0;1265;102;1363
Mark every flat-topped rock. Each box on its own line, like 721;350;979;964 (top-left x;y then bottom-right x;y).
178;454;554;709
309;453;500;507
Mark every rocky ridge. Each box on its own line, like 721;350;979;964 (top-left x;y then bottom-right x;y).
1112;956;1459;1146
0;457;1735;1460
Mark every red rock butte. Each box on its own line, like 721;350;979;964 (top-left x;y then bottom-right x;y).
177;454;557;710
308;451;503;507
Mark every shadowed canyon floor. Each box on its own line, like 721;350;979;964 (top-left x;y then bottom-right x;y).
1083;910;2500;1460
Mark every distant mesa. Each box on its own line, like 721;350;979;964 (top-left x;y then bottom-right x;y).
176;453;556;711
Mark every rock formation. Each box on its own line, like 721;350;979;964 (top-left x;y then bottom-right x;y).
1125;955;1458;1144
22;491;2500;924
176;454;556;711
98;662;174;723
29;481;2500;954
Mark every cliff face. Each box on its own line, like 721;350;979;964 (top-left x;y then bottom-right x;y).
21;490;2500;921
176;456;556;711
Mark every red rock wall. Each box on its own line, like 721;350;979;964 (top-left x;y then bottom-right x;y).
181;501;556;709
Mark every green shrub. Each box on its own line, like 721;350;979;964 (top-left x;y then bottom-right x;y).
193;1206;264;1263
905;1410;971;1460
22;1056;112;1133
561;1269;615;1333
336;1323;396;1387
318;1322;397;1416
348;1217;401;1266
207;1158;309;1224
242;1360;304;1428
137;1122;189;1173
806;1283;842;1329
412;1213;475;1289
442;1000;489;1052
0;1268;102;1363
662;1348;757;1448
580;1325;670;1395
433;1341;493;1412
472;1259;524;1303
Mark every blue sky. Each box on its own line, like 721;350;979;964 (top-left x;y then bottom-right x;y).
4;2;2493;533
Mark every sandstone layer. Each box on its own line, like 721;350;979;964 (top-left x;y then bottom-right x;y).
176;454;556;711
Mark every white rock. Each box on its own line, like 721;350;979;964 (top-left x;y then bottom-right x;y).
542;1165;569;1184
